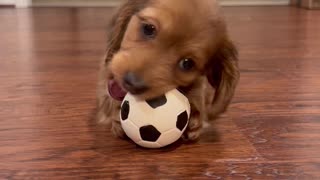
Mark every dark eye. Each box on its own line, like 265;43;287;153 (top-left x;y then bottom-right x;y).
141;23;157;38
179;58;195;71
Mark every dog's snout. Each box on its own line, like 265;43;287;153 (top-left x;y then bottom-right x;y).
123;72;149;94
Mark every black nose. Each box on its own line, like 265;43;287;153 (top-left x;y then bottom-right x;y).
123;72;149;94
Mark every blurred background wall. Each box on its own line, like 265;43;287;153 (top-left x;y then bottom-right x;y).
0;0;291;8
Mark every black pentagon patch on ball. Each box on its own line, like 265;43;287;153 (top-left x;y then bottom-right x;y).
121;100;130;121
146;95;167;109
176;111;189;131
139;125;161;142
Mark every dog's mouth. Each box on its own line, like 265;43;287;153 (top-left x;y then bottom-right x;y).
107;78;149;101
107;79;127;101
108;77;188;101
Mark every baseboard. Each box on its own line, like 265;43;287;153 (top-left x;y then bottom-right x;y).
32;0;123;7
31;0;289;7
220;0;289;6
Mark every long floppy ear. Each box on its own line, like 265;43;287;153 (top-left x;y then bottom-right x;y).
105;0;150;63
97;0;150;112
206;38;240;118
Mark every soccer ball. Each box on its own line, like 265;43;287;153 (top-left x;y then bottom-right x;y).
120;89;191;148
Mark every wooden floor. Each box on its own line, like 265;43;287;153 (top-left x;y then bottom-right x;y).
0;6;320;179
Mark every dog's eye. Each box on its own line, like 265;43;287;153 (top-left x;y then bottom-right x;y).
141;23;157;38
179;58;195;71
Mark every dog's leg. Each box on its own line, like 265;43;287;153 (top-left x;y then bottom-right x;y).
97;95;125;138
97;62;125;138
110;101;125;138
182;80;206;141
182;105;203;141
97;88;126;138
110;111;126;138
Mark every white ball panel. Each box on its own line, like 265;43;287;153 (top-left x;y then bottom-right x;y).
169;89;189;103
184;99;191;118
121;120;141;143
170;89;191;116
137;141;162;149
164;89;190;116
157;129;182;147
123;93;155;128
152;111;178;132
152;92;180;120
151;90;190;132
129;102;154;128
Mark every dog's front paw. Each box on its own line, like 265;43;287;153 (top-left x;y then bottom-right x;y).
182;129;201;141
182;113;202;141
111;120;126;138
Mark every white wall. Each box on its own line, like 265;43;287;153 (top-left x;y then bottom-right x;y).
0;0;31;7
32;0;123;7
16;0;32;7
7;0;290;8
0;0;15;5
220;0;289;6
32;0;289;7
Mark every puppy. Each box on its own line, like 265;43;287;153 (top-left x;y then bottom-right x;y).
97;0;239;141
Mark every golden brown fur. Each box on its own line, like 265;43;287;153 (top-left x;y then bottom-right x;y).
97;0;239;141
